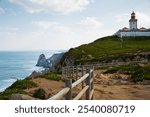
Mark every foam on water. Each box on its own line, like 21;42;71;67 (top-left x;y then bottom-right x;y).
0;51;58;92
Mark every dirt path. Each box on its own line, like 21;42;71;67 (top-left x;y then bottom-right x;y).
25;78;64;99
24;70;150;100
94;70;150;100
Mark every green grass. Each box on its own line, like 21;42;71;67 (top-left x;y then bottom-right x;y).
104;67;120;74
104;64;139;74
95;66;109;70
0;72;61;100
131;64;150;82
33;88;46;99
61;36;150;65
9;79;37;89
0;79;37;100
40;72;61;81
103;64;150;82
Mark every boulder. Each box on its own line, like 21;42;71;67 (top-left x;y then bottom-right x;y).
36;54;49;68
36;53;64;71
28;71;41;78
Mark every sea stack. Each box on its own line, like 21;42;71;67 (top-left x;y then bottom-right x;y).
36;54;49;68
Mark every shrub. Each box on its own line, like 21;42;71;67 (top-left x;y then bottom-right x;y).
104;67;120;74
8;79;37;89
131;65;150;82
144;74;150;80
0;79;37;100
41;72;61;81
33;88;46;99
95;66;109;70
131;68;144;82
0;88;26;100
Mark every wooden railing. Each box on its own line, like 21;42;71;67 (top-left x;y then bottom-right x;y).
62;65;94;80
48;66;94;100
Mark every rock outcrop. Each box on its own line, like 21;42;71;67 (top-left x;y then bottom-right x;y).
36;53;64;71
60;52;150;67
36;54;49;68
28;71;41;78
47;53;64;71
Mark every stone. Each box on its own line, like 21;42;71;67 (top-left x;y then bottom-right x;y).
36;54;49;68
28;71;41;78
47;53;64;70
36;53;64;71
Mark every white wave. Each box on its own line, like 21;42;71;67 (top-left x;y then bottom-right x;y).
2;78;17;83
0;79;17;92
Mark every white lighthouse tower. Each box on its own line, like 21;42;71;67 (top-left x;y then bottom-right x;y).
129;11;137;30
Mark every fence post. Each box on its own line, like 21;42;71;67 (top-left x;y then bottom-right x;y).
72;66;74;78
86;69;91;100
62;67;64;78
67;68;69;78
76;66;78;80
82;66;84;89
91;69;94;100
65;78;72;100
92;66;94;89
64;68;67;78
91;70;94;90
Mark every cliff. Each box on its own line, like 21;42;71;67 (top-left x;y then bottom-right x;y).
59;36;150;67
36;53;64;71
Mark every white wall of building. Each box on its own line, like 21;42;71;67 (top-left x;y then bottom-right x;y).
118;31;150;37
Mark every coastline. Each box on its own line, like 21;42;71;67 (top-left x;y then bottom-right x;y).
0;51;62;92
0;65;44;92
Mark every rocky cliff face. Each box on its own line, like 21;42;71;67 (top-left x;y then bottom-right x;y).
36;54;49;68
47;53;64;71
59;52;150;67
36;53;64;71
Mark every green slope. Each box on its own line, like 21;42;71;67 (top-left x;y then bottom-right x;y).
61;36;150;65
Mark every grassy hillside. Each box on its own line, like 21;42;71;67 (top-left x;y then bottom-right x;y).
61;36;150;65
0;72;61;100
102;63;150;82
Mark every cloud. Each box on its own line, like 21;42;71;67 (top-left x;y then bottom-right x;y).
0;27;18;36
33;21;74;35
0;7;5;14
33;21;59;30
78;17;114;43
9;0;94;14
115;14;128;23
0;19;113;51
79;17;103;28
136;12;150;28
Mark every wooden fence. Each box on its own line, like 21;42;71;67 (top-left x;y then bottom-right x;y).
48;66;94;100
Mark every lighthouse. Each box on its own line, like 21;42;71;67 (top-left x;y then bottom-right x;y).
116;11;150;37
129;11;137;30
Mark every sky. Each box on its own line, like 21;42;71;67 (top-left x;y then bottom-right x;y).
0;0;150;51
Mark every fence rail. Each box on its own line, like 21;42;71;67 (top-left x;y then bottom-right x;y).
48;66;94;100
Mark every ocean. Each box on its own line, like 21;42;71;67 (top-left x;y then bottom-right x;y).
0;51;62;92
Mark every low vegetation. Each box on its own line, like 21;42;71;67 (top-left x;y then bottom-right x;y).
0;71;62;100
61;36;150;65
40;72;62;81
104;64;150;82
0;79;37;100
33;88;46;99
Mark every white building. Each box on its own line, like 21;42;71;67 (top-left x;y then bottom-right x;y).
116;11;150;37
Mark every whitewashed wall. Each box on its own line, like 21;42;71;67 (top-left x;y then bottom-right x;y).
118;31;150;37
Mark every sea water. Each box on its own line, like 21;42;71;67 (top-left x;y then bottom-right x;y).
0;51;62;92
